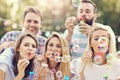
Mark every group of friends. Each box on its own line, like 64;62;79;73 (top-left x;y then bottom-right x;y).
0;0;120;80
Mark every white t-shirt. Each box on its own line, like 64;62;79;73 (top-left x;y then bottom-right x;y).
0;47;15;80
70;58;120;80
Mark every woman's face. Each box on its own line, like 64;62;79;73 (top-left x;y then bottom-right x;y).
91;30;110;55
46;37;62;61
17;36;37;60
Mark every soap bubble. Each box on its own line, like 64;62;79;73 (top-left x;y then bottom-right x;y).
56;71;62;78
72;0;80;7
70;59;81;74
93;55;102;65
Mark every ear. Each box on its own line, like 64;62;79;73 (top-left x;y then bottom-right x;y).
93;14;97;22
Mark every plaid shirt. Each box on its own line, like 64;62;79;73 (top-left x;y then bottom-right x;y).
0;31;46;55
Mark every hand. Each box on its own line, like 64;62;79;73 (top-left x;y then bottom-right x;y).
65;16;77;33
81;51;92;64
39;62;48;79
17;59;30;77
79;23;94;35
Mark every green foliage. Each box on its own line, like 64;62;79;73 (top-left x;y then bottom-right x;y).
0;0;120;40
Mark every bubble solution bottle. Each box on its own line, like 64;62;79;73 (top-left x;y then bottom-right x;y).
29;71;34;80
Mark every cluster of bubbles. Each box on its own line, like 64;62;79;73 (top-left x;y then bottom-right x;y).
46;51;71;63
72;39;80;53
93;37;108;65
41;62;63;80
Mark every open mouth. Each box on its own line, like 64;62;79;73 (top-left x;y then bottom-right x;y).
28;52;32;57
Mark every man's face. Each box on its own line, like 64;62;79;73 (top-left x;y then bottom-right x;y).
77;3;96;25
23;12;42;35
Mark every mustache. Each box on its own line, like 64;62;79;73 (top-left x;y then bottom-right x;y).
78;16;94;26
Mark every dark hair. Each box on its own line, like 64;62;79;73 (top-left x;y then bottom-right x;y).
81;0;97;13
23;7;42;23
12;33;38;78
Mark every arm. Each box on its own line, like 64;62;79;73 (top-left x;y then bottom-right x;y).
0;32;15;53
64;16;77;43
0;69;5;80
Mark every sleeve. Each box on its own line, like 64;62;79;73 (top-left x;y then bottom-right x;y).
0;47;14;67
63;30;68;39
0;31;12;44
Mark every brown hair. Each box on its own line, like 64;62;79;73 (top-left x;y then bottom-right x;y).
23;7;42;23
12;33;38;78
80;0;97;13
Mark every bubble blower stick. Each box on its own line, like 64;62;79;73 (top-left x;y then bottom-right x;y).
79;16;86;33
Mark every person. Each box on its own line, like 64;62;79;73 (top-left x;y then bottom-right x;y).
0;33;41;80
35;32;71;80
64;0;116;59
70;26;120;80
0;6;46;55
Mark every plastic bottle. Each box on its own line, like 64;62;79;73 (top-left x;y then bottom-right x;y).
29;71;34;80
64;76;70;80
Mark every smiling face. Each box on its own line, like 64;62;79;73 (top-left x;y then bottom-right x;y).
46;36;62;61
23;12;42;35
90;29;110;55
17;36;37;60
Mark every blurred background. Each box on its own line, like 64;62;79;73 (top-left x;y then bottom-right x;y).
0;0;120;50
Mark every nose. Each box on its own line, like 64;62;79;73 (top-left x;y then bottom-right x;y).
30;21;35;26
51;46;57;52
28;46;33;51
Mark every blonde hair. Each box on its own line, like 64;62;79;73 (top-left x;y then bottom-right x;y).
86;24;116;54
44;32;70;79
80;24;116;79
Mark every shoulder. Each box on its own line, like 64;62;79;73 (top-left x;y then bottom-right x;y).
37;35;47;42
0;47;14;67
5;31;22;35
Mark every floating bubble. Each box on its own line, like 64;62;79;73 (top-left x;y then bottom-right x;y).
98;37;108;53
56;71;62;78
63;47;69;52
46;51;52;58
117;51;120;58
72;0;80;7
72;45;80;53
41;62;48;68
62;55;71;62
70;59;81;74
73;39;79;45
93;55;102;65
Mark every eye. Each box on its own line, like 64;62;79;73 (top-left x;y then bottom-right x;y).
32;44;36;48
27;20;31;23
79;9;83;13
57;45;61;48
86;9;91;13
34;20;39;24
24;43;29;47
94;38;99;41
49;43;53;47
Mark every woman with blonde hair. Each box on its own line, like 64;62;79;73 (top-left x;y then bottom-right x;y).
35;32;71;80
71;26;120;80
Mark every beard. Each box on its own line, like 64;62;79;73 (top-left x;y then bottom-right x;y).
85;17;94;26
78;16;94;26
